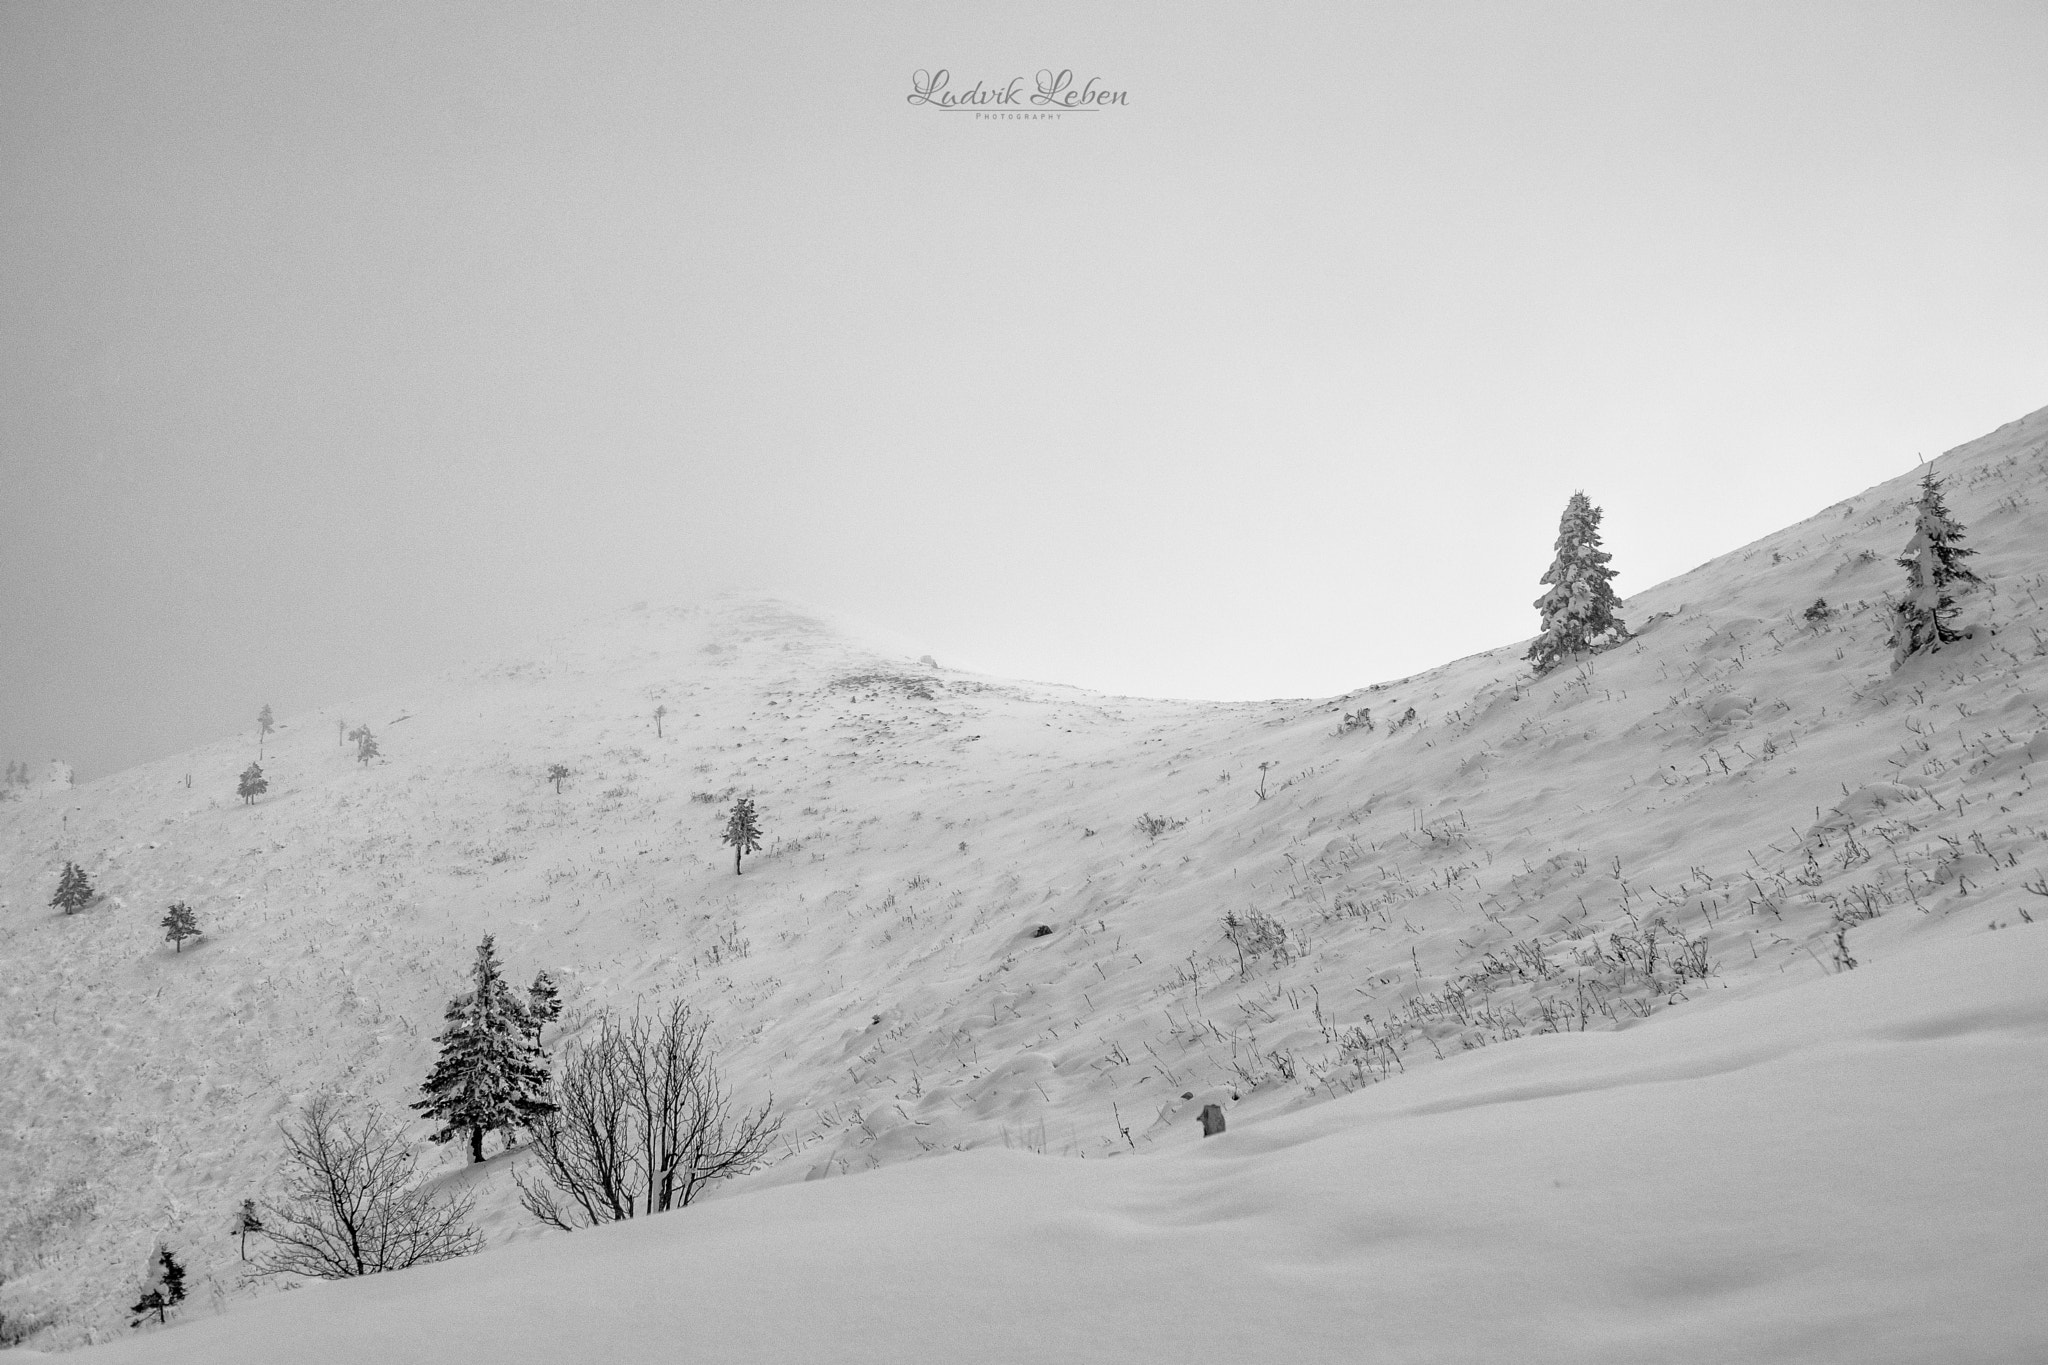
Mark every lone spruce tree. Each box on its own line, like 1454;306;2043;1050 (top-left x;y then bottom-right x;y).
413;935;555;1163
723;795;762;875
1890;467;1983;666
1527;491;1628;674
51;861;93;915
257;704;274;758
238;762;268;805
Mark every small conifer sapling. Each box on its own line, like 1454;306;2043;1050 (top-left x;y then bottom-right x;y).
547;763;570;794
1527;491;1629;674
350;726;379;766
722;796;762;875
525;970;562;1044
654;703;667;738
1889;468;1983;666
130;1245;187;1325
231;1198;265;1261
50;861;94;915
162;902;200;952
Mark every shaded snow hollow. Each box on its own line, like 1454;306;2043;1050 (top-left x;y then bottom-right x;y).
6;403;2048;1357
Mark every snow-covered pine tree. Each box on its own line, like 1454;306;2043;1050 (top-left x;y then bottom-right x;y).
237;762;268;805
129;1244;186;1325
525;970;562;1044
1527;491;1628;674
546;763;570;794
722;795;762;875
231;1198;265;1261
50;862;93;915
1889;467;1983;666
257;703;274;758
353;727;379;766
412;935;555;1163
162;902;200;952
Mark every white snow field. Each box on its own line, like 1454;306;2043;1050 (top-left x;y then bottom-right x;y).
49;924;2048;1365
6;402;2048;1358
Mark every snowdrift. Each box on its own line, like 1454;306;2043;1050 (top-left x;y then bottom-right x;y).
66;924;2048;1364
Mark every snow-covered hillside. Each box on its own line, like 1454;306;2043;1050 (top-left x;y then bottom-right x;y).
6;404;2048;1355
49;924;2048;1364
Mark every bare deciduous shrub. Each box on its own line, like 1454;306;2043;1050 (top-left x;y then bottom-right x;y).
517;1000;779;1230
259;1093;482;1278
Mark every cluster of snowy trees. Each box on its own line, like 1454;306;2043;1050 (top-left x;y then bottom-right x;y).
222;705;387;810
46;861;207;952
1523;468;1981;676
201;933;772;1309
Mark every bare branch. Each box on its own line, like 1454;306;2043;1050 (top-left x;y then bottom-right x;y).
258;1093;481;1278
521;1000;779;1228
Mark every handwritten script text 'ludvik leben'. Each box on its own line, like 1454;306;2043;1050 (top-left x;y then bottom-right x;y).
908;69;1129;109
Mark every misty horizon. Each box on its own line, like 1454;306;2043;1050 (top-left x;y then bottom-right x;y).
6;3;2046;782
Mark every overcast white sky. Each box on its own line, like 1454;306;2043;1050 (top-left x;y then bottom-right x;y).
4;2;2046;781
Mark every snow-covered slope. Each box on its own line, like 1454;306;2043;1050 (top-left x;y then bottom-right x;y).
52;923;2048;1365
6;403;2048;1353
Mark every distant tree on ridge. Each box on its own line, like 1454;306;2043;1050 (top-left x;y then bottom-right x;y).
1889;467;1983;666
257;704;274;758
1527;490;1629;674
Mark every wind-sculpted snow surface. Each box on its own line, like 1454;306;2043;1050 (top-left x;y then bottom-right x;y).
4;404;2048;1349
55;925;2048;1364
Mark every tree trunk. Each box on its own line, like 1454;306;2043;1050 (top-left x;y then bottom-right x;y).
469;1126;485;1163
735;846;742;875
